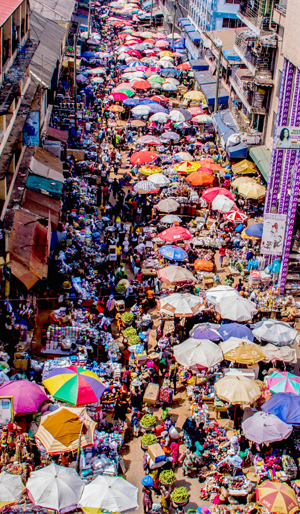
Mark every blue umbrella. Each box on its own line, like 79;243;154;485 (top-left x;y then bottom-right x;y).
192;327;222;341
160;69;180;77
123;98;140;106
76;74;88;83
81;51;95;58
235;223;244;232
261;393;300;425
141;475;154;487
218;323;254;341
244;222;263;239
139;99;156;105
159;245;188;261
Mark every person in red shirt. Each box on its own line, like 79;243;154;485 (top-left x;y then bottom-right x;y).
219;246;226;268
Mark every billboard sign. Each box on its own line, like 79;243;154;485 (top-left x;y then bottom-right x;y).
261;213;287;255
276;126;300;149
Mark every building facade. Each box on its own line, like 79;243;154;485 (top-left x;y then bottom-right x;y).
189;0;242;31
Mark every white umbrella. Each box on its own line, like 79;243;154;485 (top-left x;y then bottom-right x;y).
26;464;84;513
160;56;174;61
122;71;145;79
162;83;178;91
78;476;138;513
159;60;175;68
0;472;23;508
157;198;179;212
150;113;169;123
166;32;181;39
118;52;129;60
169;110;185;122
160;214;182;223
206;285;240;305
175;151;193;161
262;343;296;363
158;293;203;317
148;173;170;186
242;412;293;444
212;195;235;213
174;338;223;368
133;180;159;193
193;114;213;123
219;336;253;354
165;77;180;85
215;296;257;322
132;105;151;115
253;319;298;347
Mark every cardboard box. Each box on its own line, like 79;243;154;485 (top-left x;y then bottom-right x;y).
148;443;166;464
143;383;159;405
14;359;29;370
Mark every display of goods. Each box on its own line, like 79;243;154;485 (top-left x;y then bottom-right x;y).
116;283;126;293
140;414;156;428
121;312;134;323
159;469;176;485
141;434;157;446
171;487;190;503
127;335;141;345
123;327;137;338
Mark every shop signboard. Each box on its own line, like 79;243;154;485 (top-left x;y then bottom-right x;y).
261;214;287;255
23;111;40;146
0;397;14;425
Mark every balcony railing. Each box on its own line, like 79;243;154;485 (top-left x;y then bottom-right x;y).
234;30;277;73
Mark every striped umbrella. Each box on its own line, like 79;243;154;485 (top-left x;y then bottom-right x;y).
266;371;300;395
43;365;106;406
256;481;298;514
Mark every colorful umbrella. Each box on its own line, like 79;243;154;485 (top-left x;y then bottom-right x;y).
190;325;222;341
256;481;298;514
43;365;106;406
140;165;162;175
159;226;192;242
0;380;48;415
202;187;235;203
109;92;128;101
108;105;124;112
159;245;188;261
194;259;214;271
242;412;293;444
223;342;265;365
130;150;157;164
232;159;257;175
133;79;151;89
266;371;300;395
35;406;97;454
238;182;266;199
184;90;205;102
174;161;200;174
224;210;248;223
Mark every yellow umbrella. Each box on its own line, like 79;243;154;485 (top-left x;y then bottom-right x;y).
231;176;258;188
159;51;173;57
140;165;162;175
214;375;261;405
232;159;257;175
256;481;298;514
174;161;201;173
224;343;265;365
238;182;266;199
108;105;124;112
184;90;205;101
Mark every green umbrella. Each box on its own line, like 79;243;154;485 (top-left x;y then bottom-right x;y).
148;76;164;84
117;88;135;97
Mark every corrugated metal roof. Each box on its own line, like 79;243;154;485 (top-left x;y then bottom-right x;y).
0;0;23;28
30;0;76;22
30;10;66;88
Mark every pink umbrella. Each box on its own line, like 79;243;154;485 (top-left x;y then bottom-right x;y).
139;135;161;145
159;226;192;242
109;92;128;101
202;187;236;203
155;40;169;48
115;82;135;90
126;49;142;58
135;65;149;72
0;380;48;415
154;32;167;39
188;107;206;116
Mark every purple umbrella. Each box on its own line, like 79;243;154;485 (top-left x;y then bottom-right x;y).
241;411;293;444
0;380;48;415
161;131;180;141
192;327;222;341
172;108;193;121
149;104;168;113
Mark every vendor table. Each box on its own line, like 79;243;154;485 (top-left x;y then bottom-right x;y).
41;348;74;356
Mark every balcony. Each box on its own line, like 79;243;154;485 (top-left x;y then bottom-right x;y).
229;68;271;114
237;0;275;35
233;29;277;76
272;2;287;26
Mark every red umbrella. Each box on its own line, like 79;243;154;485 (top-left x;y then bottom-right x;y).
224;211;248;223
159;226;192;242
133;80;151;90
150;95;168;103
130;150;157;164
109;92;128;101
143;39;156;44
202;187;236;203
198;166;214;175
177;62;191;70
126;49;142;58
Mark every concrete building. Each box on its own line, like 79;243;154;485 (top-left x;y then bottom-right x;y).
189;0;242;31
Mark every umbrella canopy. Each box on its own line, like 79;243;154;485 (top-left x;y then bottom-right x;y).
261;392;300;425
215;375;261;405
160;214;182;223
78;476;138;513
35;406;97;454
224;211;248;223
157;265;195;284
191;324;222;341
169;109;192;122
174;161;200;174
202;187;235;203
188;106;206;116
0;380;48;415
266;371;300;395
133;180;159;194
262;344;296;363
220;336;252;354
231;176;258;188
253;319;297;346
238;182;266;199
161;131;180;141
149;112;169;123
215;296;257;322
206;285;240;306
242;412;293;444
159;245;188;261
0;472;24;510
157;198;179;212
133;79;151;89
148;173;170;186
139;135;161;145
256;481;298;514
223;342;265;365
242;222;263;239
157;293;203;317
27;464;84;513
140;165;162;175
132;105;151;115
194;259;214;271
184;90;205;101
232;159;257;175
187;171;214;186
174;338;223;368
130;150;157;164
110;92;128;101
218;322;254;341
175;151;194;161
212;195;236;213
43;365;105;406
159;226;192;242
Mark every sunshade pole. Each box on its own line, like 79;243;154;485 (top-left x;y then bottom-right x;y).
76;421;85;474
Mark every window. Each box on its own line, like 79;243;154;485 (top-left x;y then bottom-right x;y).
222;17;243;27
225;0;240;3
276;70;282;98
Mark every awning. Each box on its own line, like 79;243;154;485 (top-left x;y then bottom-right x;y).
29;147;64;183
21;189;61;231
213;109;248;158
184;25;196;33
46;127;68;143
194;70;216;86
200;83;229;105
249;145;271;182
188;31;202;43
26;174;63;199
178;18;190;26
190;59;209;71
227;143;248;159
223;49;241;62
9;209;50;289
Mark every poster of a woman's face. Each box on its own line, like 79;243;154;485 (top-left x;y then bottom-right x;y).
276;126;300;149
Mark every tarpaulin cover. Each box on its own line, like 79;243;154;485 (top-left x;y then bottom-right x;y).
26;174;63;199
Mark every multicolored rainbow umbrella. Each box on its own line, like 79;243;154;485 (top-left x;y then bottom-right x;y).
43;366;106;406
266;371;300;395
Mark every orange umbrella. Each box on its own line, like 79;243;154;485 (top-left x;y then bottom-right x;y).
176;62;191;70
186;171;214;186
108;105;124;112
133;80;151;90
199;159;224;171
194;259;214;271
